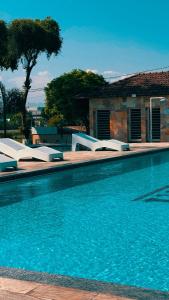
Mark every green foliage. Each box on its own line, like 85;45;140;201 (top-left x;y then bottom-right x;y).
7;112;22;129
0;84;25;136
0;81;7;137
0;21;7;68
45;69;107;129
0;20;9;69
0;20;18;70
44;105;62;118
7;17;62;139
8;17;62;70
6;88;24;114
48;114;64;127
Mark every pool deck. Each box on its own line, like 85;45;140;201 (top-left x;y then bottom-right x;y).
0;271;169;300
1;143;169;299
0;277;123;300
0;277;134;300
1;142;169;181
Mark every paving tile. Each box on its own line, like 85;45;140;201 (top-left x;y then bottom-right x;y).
28;284;97;300
94;293;133;300
0;289;38;300
0;277;40;294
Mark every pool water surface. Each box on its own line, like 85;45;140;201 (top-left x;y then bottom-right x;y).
1;151;169;291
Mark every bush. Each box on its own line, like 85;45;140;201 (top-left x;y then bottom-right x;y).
47;113;64;126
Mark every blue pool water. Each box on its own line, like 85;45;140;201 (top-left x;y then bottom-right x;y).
1;151;169;291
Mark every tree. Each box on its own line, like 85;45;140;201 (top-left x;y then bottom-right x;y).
0;82;7;137
0;21;20;137
8;17;62;140
0;21;7;69
0;20;17;70
8;112;22;130
0;88;25;133
45;69;107;132
0;21;8;69
6;88;24;114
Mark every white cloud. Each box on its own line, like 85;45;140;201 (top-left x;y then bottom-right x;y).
101;70;123;82
8;76;25;88
109;74;133;83
8;70;52;89
86;69;98;74
31;71;52;90
7;70;53;106
100;69;135;83
85;69;128;83
102;70;119;76
37;71;50;77
85;69;126;83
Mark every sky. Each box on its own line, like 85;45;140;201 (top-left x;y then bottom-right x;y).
1;0;169;106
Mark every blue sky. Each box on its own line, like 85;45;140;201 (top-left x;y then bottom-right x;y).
1;0;169;106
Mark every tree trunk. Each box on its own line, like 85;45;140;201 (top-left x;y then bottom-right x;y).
21;65;32;142
0;83;7;138
3;97;7;138
21;104;30;141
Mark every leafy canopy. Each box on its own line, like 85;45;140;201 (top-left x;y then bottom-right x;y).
6;88;24;114
0;20;12;70
8;17;62;70
45;69;107;127
6;17;62;140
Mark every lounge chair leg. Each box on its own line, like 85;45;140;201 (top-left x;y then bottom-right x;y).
72;143;77;151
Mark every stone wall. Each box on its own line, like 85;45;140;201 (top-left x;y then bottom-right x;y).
89;95;169;142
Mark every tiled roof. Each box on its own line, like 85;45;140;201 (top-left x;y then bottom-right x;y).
95;71;169;97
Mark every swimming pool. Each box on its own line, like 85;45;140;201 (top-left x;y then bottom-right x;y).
1;151;169;291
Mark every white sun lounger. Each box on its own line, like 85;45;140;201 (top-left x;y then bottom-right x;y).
72;133;130;151
0;154;17;171
0;138;63;162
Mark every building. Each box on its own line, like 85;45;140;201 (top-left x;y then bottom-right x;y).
27;106;44;127
31;127;58;144
89;71;169;142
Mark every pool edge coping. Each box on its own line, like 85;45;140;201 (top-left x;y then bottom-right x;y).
0;267;169;299
0;147;169;182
